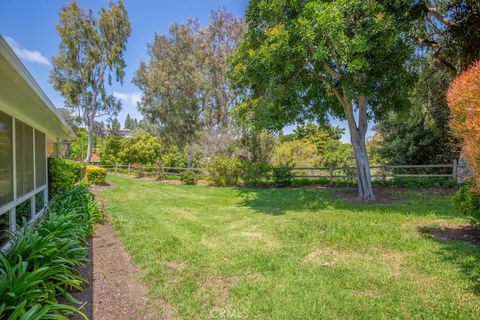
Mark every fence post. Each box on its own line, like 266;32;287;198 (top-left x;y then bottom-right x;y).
329;167;333;183
381;162;386;181
128;163;131;175
452;159;458;182
115;162;118;173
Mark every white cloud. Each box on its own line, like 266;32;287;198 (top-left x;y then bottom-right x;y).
4;36;50;66
113;91;142;106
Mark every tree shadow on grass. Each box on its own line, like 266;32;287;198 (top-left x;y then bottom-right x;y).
419;225;480;294
236;186;456;217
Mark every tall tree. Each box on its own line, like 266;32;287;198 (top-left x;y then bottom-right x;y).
50;0;131;163
134;9;245;167
376;58;460;164
110;118;121;137
402;0;480;75
230;0;415;200
57;107;81;128
124;113;132;129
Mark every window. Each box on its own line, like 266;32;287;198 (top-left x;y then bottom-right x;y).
0;212;8;246
35;130;46;188
35;191;45;214
16;120;34;197
0;111;13;207
15;198;31;228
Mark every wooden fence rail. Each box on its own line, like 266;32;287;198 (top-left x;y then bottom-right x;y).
90;160;463;181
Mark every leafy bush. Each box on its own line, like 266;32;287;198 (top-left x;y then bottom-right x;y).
120;132;163;166
448;61;480;190
48;158;82;197
0;186;102;319
84;165;107;185
206;157;244;187
384;176;456;188
272;140;320;167
272;164;294;187
453;183;480;223
242;162;271;187
180;171;198;185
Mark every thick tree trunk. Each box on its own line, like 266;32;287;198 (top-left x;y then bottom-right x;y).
351;133;375;200
86;123;93;164
335;92;375;201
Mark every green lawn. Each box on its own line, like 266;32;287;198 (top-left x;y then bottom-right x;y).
99;174;480;319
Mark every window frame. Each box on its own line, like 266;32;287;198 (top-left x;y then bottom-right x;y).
0;114;48;251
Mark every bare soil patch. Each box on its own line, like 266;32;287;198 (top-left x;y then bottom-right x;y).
70;184;178;320
419;223;480;245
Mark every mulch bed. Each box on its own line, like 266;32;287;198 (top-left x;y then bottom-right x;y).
334;187;404;204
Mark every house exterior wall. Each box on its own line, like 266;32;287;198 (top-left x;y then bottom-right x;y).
0;35;73;251
0;110;49;250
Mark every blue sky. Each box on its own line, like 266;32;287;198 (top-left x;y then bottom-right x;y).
0;0;362;142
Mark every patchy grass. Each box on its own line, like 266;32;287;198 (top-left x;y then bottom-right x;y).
99;174;480;319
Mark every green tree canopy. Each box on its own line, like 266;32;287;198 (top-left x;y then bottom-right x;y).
50;0;131;163
230;0;415;199
120;132;162;166
134;9;245;168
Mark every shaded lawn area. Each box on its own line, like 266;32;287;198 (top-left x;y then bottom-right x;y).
99;175;480;319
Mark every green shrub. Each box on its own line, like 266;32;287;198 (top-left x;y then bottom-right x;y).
384;176;456;188
272;164;294;187
453;183;480;223
180;170;198;185
206;157;244;187
84;165;107;185
243;162;271;187
48;158;82;197
0;186;102;319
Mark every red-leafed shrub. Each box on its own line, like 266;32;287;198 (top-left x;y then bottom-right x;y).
447;61;480;190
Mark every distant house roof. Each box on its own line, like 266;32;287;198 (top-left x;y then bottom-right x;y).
0;35;74;141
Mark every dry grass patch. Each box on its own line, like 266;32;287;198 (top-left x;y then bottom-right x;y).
303;245;407;277
202;276;240;306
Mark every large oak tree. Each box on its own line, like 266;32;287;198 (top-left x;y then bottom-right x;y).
230;0;415;200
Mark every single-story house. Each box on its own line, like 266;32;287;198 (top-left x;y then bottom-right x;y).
0;35;74;250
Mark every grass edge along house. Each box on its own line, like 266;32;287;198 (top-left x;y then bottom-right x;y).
0;35;74;251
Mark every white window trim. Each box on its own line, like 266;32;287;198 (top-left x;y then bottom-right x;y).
1;114;48;252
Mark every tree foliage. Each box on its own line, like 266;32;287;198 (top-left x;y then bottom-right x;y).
50;0;131;163
272;140;319;167
119;132;162;166
134;9;245;167
410;0;480;75
447;61;480;189
376;59;460;164
230;0;415;199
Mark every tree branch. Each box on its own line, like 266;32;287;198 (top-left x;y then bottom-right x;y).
322;63;341;80
428;7;455;27
432;49;458;76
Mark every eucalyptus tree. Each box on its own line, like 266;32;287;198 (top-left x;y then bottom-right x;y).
134;9;245;167
50;0;131;163
230;0;416;200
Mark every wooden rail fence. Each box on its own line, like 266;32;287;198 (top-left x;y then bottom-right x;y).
91;160;463;181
